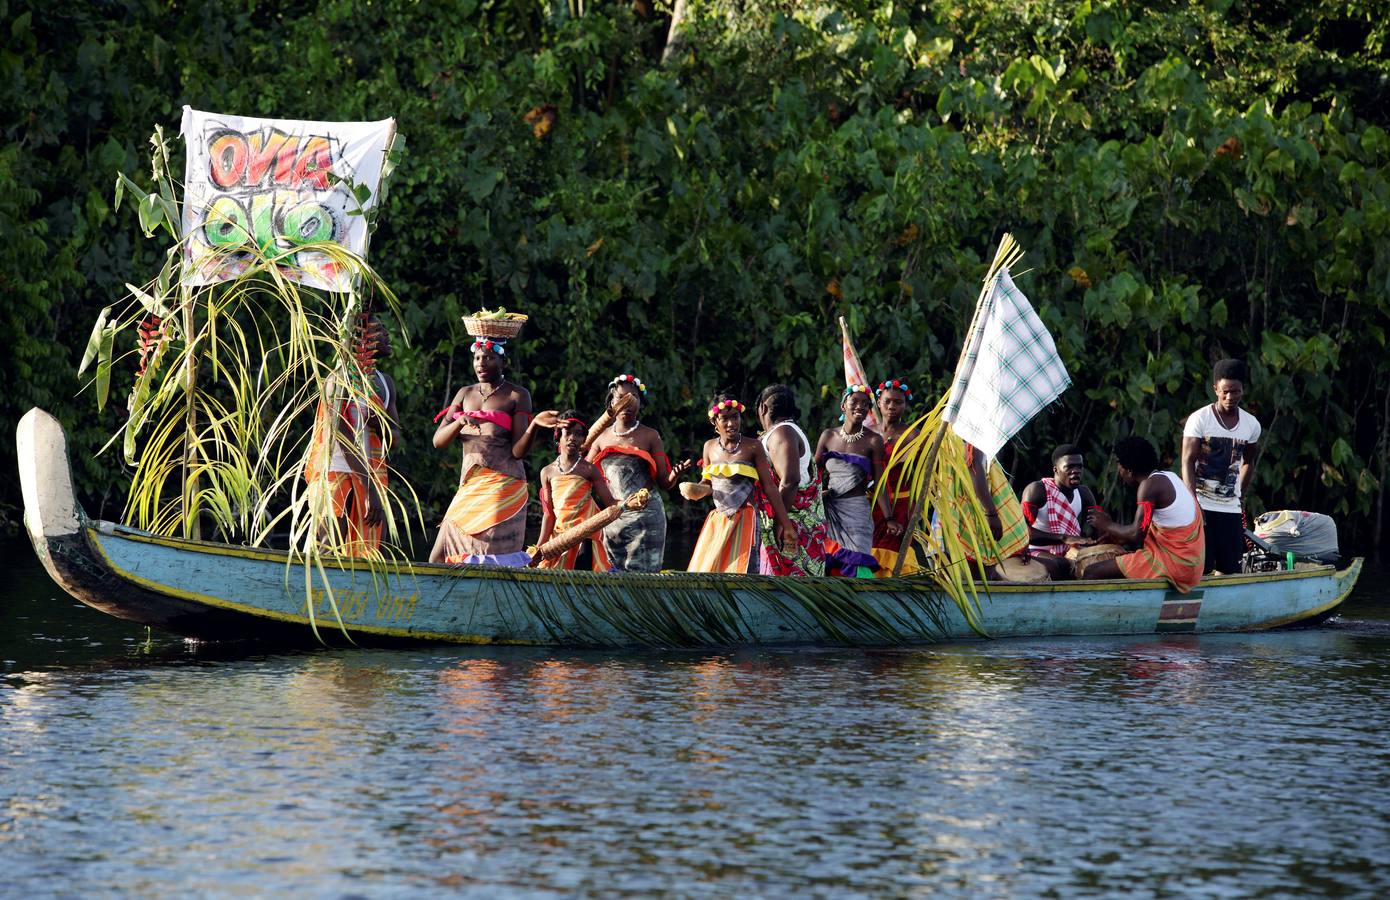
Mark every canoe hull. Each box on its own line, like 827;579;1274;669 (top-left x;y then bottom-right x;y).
19;408;1364;648
75;521;1362;646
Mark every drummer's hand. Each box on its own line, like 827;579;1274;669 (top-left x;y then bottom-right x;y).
1086;508;1113;529
1063;534;1095;547
884;520;905;537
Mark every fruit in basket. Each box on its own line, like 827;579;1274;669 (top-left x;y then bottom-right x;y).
472;307;528;321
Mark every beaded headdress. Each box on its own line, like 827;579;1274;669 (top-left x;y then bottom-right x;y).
608;373;646;393
708;399;746;419
874;379;914;402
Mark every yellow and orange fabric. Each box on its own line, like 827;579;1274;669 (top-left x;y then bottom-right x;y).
687;462;760;574
304;395;389;558
441;467;529;564
687;505;758;573
537;474;612;571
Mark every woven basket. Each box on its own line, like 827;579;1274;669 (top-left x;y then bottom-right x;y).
462;313;528;339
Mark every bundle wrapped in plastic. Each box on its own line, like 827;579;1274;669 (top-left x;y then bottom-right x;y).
1252;511;1339;564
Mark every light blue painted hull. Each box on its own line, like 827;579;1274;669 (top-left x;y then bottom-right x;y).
63;521;1360;647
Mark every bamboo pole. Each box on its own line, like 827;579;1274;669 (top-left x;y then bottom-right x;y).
839;315;879;430
528;488;651;564
891;235;1023;577
180;282;200;540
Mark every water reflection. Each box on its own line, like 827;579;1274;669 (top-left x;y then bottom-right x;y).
4;540;1390;894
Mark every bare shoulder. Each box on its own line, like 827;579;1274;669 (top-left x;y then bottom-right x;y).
1021;480;1046;503
1140;472;1177;504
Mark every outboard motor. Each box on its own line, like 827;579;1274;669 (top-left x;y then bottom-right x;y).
1242;510;1340;572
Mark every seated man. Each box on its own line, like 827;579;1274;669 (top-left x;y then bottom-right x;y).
1083;436;1206;591
1021;443;1102;580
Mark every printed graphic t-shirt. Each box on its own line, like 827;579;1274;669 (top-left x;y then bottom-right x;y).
1183;405;1262;514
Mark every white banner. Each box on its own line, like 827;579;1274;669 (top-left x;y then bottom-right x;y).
180;106;395;292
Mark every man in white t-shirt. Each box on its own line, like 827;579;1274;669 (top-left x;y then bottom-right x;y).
1181;358;1261;574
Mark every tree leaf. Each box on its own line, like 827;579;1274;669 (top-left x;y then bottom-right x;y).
94;326;116;412
78;306;111;375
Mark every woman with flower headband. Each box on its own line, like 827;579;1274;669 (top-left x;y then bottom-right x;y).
755;384;829;576
814;384;891;577
429;333;560;564
586;373;694;572
684;394;796;573
870;378;916;575
536;410;616;571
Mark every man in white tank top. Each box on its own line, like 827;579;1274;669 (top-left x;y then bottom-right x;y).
1083;436;1207;592
754;384;828;576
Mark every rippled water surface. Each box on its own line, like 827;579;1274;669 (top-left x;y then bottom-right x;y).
3;540;1389;897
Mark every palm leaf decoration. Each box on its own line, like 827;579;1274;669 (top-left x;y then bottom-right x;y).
80;125;418;639
873;234;1030;632
460;566;959;648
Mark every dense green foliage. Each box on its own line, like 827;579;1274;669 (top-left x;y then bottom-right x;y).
5;0;1389;551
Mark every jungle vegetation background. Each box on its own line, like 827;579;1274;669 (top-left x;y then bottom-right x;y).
4;0;1389;554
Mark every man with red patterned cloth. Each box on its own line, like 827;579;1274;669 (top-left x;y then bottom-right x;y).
1021;444;1104;580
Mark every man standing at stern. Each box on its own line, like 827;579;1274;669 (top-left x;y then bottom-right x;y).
1181;358;1262;575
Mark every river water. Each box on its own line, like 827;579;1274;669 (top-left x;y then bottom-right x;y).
3;539;1388;897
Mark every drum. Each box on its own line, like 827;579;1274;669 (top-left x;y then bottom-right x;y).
1066;543;1127;578
995;556;1051;583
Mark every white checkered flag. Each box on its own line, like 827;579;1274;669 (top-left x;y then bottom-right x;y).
944;267;1070;459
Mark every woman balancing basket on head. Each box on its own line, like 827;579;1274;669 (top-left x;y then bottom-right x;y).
430;310;561;565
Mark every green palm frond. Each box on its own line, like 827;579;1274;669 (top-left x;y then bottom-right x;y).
871;235;1031;632
461;567;956;649
87;129;420;642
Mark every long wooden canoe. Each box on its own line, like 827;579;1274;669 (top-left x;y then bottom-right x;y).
18;408;1362;648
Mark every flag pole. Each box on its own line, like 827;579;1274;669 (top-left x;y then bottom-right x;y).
838;315;878;429
891;234;1023;577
